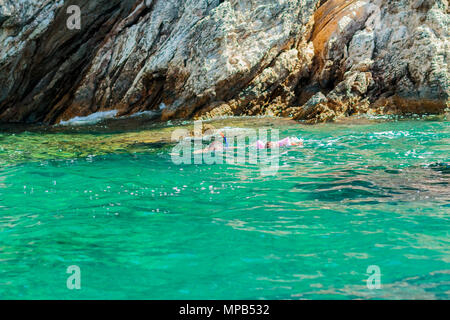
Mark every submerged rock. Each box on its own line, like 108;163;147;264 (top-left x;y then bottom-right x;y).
0;0;448;124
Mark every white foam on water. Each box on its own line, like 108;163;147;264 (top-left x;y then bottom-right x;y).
373;131;411;139
221;127;255;135
59;110;118;126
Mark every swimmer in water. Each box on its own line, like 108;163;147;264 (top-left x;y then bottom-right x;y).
196;133;302;154
193;132;229;154
256;137;303;149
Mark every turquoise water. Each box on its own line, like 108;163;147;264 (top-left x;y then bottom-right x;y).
0;118;449;299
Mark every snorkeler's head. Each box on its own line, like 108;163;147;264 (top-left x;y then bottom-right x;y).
265;141;274;149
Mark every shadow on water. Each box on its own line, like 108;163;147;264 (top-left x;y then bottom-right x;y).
427;162;450;174
296;163;450;205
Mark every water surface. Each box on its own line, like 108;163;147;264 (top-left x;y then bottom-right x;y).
0;117;449;299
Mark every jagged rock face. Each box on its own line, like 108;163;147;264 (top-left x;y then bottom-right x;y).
0;0;448;124
297;0;450;122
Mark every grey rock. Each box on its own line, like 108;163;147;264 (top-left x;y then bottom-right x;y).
0;0;447;124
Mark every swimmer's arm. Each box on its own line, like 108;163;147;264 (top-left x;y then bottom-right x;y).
292;141;304;146
289;138;304;146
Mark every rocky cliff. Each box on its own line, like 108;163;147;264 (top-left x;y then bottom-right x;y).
0;0;448;124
